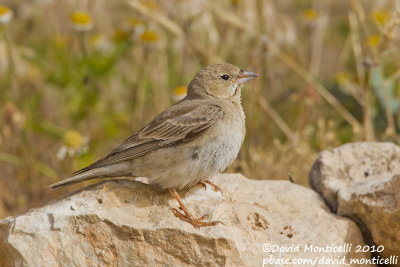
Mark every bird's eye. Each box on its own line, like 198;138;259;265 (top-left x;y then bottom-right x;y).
221;74;229;80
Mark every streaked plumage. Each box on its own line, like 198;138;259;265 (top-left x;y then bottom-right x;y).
50;63;257;228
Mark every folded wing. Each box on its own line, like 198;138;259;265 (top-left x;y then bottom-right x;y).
73;101;223;175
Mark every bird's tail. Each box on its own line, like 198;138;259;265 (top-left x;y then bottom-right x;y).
48;164;132;189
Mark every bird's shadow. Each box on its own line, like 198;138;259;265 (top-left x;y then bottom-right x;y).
49;178;171;209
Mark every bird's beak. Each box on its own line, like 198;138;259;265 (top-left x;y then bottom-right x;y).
236;69;258;85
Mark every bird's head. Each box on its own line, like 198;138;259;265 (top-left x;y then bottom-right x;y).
187;63;258;100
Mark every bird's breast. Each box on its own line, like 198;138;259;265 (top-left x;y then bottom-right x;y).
195;106;245;173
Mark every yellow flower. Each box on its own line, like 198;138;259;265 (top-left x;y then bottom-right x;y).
127;17;142;28
57;129;89;160
113;29;131;42
289;92;300;102
173;86;187;101
89;34;114;52
231;0;240;6
366;34;380;49
52;34;68;48
63;130;84;148
371;10;390;26
336;71;350;85
140;30;159;43
70;11;93;32
142;0;158;10
0;5;13;24
16;195;26;208
174;86;187;95
121;17;143;34
303;9;318;21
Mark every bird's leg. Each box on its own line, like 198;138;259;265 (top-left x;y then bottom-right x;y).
168;188;223;229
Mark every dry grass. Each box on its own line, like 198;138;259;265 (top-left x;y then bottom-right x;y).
1;0;400;218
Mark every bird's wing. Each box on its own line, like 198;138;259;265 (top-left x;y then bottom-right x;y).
73;101;223;174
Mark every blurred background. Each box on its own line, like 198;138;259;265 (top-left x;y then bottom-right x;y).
1;0;400;219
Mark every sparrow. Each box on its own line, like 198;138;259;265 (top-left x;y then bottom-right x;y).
50;63;258;229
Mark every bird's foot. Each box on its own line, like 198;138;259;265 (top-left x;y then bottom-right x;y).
171;208;223;229
198;181;207;190
199;180;222;193
168;188;223;229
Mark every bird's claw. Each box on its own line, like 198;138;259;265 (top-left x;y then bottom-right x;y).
198;180;222;193
171;208;223;229
198;181;207;191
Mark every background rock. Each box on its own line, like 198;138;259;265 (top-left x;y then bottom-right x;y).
0;174;369;266
309;142;400;261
